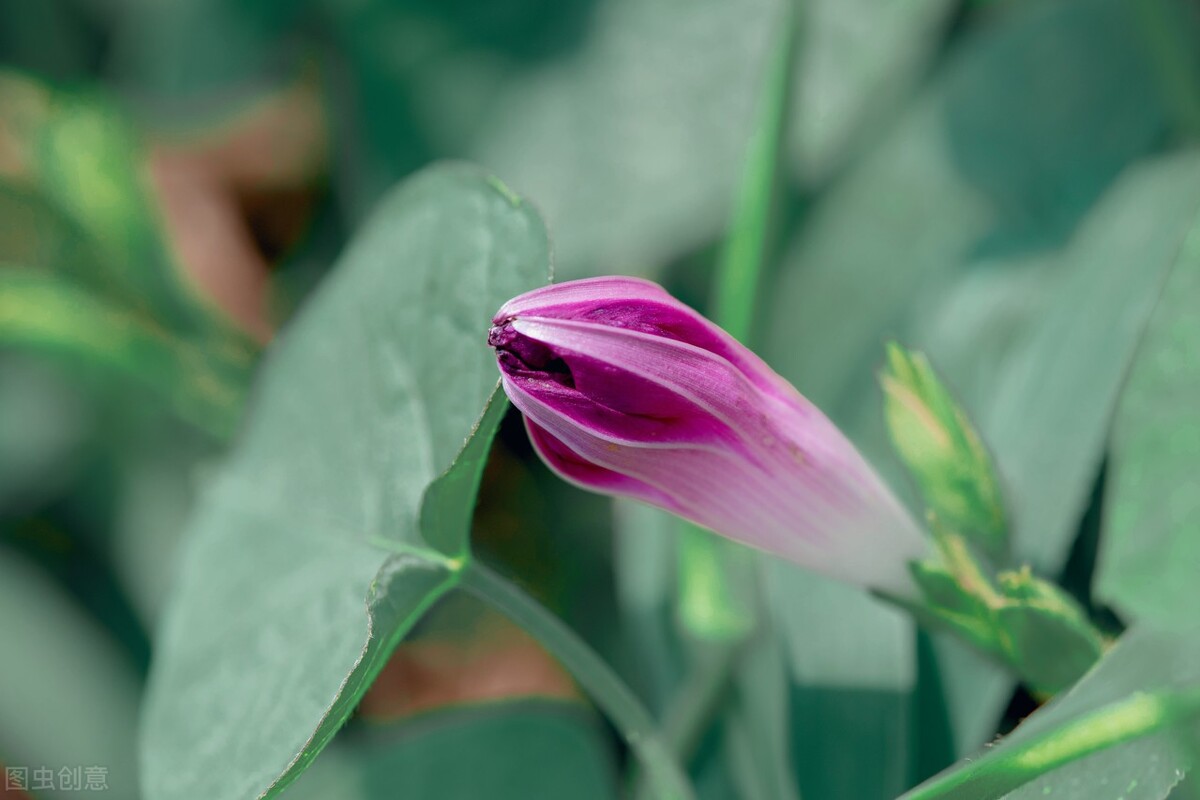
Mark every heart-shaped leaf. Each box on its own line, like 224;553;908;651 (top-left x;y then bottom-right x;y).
141;164;550;800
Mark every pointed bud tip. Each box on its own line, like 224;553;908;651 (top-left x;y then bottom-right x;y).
487;321;515;349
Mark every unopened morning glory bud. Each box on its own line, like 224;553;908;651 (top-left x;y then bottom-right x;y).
488;277;928;595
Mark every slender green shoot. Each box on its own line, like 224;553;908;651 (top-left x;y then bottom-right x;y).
462;560;696;800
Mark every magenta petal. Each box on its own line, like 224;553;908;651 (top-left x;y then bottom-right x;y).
524;417;678;511
489;277;929;595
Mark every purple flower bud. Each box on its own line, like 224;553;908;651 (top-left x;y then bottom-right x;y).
489;277;928;594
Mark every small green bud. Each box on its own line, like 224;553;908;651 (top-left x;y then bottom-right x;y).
881;342;1008;560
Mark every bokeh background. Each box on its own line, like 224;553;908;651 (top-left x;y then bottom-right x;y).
2;0;1200;798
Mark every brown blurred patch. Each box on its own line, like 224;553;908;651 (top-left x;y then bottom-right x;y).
146;76;328;342
359;593;580;722
0;72;52;182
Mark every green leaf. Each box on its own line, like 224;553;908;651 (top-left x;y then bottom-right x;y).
0;549;142;798
766;0;1173;425
1;70;252;359
140;164;550;800
0;267;247;437
901;627;1200;800
273;701;620;800
112;0;952;278
1096;210;1200;630
367;705;614;796
968;151;1200;571
992;570;1105;695
992;604;1104;697
354;702;618;799
461;0;953;277
789;0;955;182
0;183;99;276
35;93;168;305
612;500;684;714
769;565;916;799
723;633;802;800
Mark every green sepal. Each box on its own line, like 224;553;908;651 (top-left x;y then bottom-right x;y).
993;568;1107;695
881;342;1008;560
910;560;990;620
905;549;1107;696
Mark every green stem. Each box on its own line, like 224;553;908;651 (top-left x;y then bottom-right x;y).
634;643;740;800
660;642;741;757
712;0;798;341
461;560;695;800
902;689;1200;800
675;0;799;640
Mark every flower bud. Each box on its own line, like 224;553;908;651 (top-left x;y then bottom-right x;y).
488;277;927;595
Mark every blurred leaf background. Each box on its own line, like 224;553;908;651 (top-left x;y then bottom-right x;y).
2;0;1200;798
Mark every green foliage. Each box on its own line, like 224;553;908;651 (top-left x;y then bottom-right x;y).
902;626;1200;800
0;71;255;437
0;267;245;436
0;551;142;798
1096;212;1200;631
140;165;549;800
5;0;1200;798
270;701;618;800
767;0;1200;770
353;703;618;800
883;345;1105;695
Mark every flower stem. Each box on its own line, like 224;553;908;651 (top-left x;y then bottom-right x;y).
461;560;696;800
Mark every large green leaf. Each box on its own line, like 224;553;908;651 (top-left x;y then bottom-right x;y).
0;549;142;799
962;152;1200;570
1095;212;1200;630
140;164;550;800
900;626;1200;800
